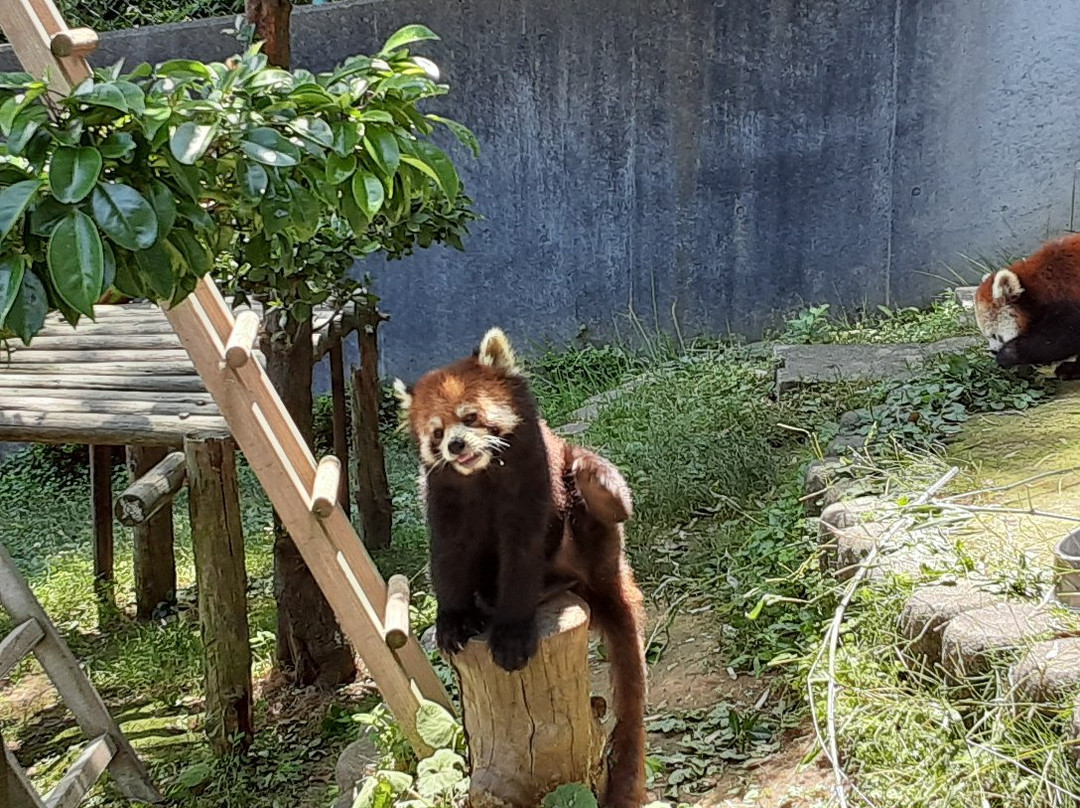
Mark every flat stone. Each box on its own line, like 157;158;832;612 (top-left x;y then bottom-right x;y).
900;580;1004;664
820;521;890;579
553;421;590;436
839;409;873;430
955;286;976;312
773;337;981;392
940;602;1058;678
420;625;438;654
820;478;878;510
1011;637;1080;707
819;496;897;532
826;434;868;457
334;732;381;808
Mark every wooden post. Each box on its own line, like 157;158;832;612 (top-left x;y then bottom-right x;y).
328;332;351;518
351;304;392;548
125;446;179;620
184;436;254;754
89;445;114;607
452;594;607;806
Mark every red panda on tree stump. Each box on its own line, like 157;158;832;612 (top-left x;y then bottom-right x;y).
394;328;647;808
974;233;1080;379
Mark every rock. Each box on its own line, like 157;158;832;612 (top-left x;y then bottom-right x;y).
900;580;1004;664
839;409;873;430
803;457;849;516
955;286;976;312
940;602;1058;678
1011;636;1080;707
420;625;438;654
553;422;590;436
820;477;876;509
819;496;897;532
334;732;381;808
773;337;981;393
820;521;890;579
826;434;868;457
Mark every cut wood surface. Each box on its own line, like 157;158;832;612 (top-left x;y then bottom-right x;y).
453;593;606;807
0;301;355;445
127;447;179;620
117;450;187;526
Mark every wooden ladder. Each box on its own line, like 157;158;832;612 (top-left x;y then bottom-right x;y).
0;0;453;756
0;543;163;807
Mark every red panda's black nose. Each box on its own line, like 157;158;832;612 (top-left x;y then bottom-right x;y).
447;438;466;455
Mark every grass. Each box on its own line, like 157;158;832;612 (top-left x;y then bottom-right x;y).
0;296;1063;806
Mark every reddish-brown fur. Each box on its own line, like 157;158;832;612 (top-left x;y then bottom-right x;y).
974;233;1080;313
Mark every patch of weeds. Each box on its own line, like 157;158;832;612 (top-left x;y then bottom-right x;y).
525;341;647;426
775;293;973;346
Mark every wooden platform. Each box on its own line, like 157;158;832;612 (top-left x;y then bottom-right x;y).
0;302;355;446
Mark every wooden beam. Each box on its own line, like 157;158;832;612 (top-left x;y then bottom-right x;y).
1;726;45;808
0;396;221;418
0;542;162;803
49;27;97;58
126;447;179;621
0;375;210;393
0;411;229;445
42;735;114;808
89;446;114;606
328;334;351;517
185;436;253;754
0;619;45;678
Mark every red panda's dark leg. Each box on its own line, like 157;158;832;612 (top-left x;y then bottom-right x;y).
489;498;549;671
429;521;488;655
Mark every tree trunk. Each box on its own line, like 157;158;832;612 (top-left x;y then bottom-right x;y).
185;436;254;754
451;594;607;806
263;312;356;686
126;446;178;620
90;445;114;609
245;0;291;68
351;304;392;549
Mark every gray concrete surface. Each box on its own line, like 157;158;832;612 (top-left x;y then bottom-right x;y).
3;1;1078;380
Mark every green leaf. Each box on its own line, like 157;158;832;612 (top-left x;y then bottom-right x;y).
0;254;25;326
29;197;70;237
428;114;481;158
403;140;460;200
148;180;177;237
101;240;116;296
379;24;440;56
112;254;145;298
414;700;460;750
542;783;600;808
50;146;102;204
170;122;217;165
114;80;146;114
91;183;159;250
331;122;360;157
141;106;172;144
163;153;203;200
134;241;176;300
6;269;46;344
98;132;136;160
7;106;47;155
72;82;128;112
238;161;269;200
240;127;301;167
157;59;213;81
353;771;413;808
363;128;400;177
47;210;104;317
351;171;385;219
415;749;467;797
288;117;334;148
326;152;357;185
0;180;41;240
169;230;213;276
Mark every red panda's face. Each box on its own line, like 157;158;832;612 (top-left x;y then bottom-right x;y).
394;328;523;476
974;268;1029;355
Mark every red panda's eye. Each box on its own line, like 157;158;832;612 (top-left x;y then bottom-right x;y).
462;413;478;426
433;428;444;441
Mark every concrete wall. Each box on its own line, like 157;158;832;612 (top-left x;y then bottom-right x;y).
3;0;1079;380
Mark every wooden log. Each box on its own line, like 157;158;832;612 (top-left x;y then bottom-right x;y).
126;447;180;620
1;360;198;375
0;396;221;418
0;619;45;679
6;334;182;350
311;455;341;518
452;594;606;806
185;436;254;754
0;374;210;393
0;388;214;405
43;735;114;808
90;445;114;607
0;349;193;363
49;27;97;57
117;450;187;526
0;411;230;446
350;305;392;548
225;310;262;369
382;575;410;650
328;334;350;517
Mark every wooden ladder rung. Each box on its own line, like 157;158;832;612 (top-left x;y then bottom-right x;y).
43;735;115;808
224;309;262;369
383;575;410;650
0;619;44;678
310;456;341;518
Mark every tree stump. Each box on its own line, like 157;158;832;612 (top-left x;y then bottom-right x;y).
125;446;179;620
451;593;606;807
185;436;254;753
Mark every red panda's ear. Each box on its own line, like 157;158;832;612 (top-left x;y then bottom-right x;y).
991;269;1024;303
392;378;413;411
478;327;520;375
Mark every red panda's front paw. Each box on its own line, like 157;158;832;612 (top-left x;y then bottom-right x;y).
572;453;632;524
435;609;488;655
488;617;539;672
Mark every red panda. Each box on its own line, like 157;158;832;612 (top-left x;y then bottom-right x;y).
394;328;647;808
974;233;1080;378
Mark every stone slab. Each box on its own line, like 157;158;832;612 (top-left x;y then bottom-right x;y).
773;337;981;392
334;733;381;808
1011;636;1080;707
940;602;1057;678
900;580;1004;664
803;457;850;517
